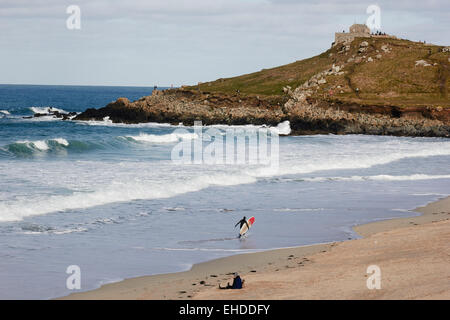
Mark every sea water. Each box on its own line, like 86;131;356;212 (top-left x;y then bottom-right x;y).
0;84;449;299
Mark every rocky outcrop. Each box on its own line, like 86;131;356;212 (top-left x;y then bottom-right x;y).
284;67;450;136
25;107;77;120
75;89;287;127
285;92;449;137
74;88;450;137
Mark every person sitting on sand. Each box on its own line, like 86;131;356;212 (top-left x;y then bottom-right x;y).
219;273;244;289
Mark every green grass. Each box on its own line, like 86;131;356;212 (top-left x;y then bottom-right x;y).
187;51;335;96
185;38;450;108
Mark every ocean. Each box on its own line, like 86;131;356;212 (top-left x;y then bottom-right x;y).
0;84;449;299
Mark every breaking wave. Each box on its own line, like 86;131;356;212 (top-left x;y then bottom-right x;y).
75;117;175;128
125;132;199;143
252;143;450;178
29;106;68;114
76;118;291;136
0;173;258;222
207;121;291;135
6;138;70;156
271;121;291;135
1;132;450;222
3;132;198;158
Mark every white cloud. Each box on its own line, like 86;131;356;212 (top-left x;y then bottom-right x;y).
0;0;448;86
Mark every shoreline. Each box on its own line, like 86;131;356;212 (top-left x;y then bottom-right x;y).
353;196;450;237
60;195;450;300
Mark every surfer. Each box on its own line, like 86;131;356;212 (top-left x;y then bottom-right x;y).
235;216;250;238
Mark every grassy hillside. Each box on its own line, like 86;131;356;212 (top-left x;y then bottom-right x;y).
188;51;333;96
186;37;450;108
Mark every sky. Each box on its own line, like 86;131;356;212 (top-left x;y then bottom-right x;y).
0;0;449;87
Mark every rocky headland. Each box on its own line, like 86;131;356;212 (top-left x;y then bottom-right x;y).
74;36;450;137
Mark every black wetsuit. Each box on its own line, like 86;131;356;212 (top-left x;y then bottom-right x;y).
235;218;249;230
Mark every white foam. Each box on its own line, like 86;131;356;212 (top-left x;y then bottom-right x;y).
2;135;450;222
29;106;68;114
32;140;49;150
163;207;186;211
127;132;198;143
14;138;69;151
274;208;327;212
153;247;264;253
391;208;412;212
270;121;291;135
22;227;88;235
75;118;175;128
0;110;11;115
51;138;69;147
0;172;257;222
250;142;450;178
299;174;450;183
208;121;290;135
410;193;448;197
15;140;49;151
366;174;450;181
76;119;291;135
51;227;88;235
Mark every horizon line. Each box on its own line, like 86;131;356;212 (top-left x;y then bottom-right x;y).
0;83;177;88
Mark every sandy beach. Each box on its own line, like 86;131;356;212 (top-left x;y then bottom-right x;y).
61;196;450;300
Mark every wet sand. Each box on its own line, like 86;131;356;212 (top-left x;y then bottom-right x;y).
61;196;450;300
